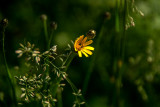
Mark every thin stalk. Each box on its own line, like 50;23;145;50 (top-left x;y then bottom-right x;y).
115;0;120;32
42;19;50;79
65;77;88;107
51;51;76;97
121;0;127;60
57;87;63;107
65;77;77;92
114;0;127;106
2;32;17;106
63;51;76;72
43;20;48;45
48;30;54;49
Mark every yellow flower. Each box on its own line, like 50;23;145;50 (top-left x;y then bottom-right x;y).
74;35;94;57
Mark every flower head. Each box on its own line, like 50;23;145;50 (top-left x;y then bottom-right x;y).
74;35;94;57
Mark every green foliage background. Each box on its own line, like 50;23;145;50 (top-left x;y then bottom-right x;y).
1;0;160;107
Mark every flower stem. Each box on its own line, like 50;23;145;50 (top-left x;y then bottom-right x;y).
63;51;76;72
57;87;63;107
52;51;76;97
2;31;17;106
43;20;48;46
113;0;127;106
48;29;54;49
65;77;88;107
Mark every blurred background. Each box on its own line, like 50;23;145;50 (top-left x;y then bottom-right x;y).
1;0;160;107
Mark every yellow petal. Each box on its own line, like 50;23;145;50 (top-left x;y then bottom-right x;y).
83;40;93;46
81;50;89;57
81;37;87;44
82;49;93;55
74;35;84;50
75;47;78;51
84;46;94;50
77;35;84;43
78;51;82;57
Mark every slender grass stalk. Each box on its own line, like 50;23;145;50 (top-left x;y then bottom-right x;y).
42;16;50;78
113;0;127;106
115;0;120;32
48;30;54;49
57;87;63;107
121;0;127;60
52;51;76;97
43;20;48;45
114;0;121;104
2;30;17;106
65;77;88;107
63;52;76;72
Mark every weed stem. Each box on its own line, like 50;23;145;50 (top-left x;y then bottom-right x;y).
2;31;17;106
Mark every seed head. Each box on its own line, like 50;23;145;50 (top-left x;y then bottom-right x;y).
1;18;8;28
50;21;57;30
40;14;47;21
104;12;111;20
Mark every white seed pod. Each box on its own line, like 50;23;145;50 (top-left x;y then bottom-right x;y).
43;51;49;55
33;51;40;54
139;11;144;16
68;44;71;49
27;42;31;47
53;99;57;102
71;40;74;45
80;102;85;104
15;50;22;54
35;56;40;64
78;89;81;93
59;57;63;62
23;76;27;81
19;43;24;48
73;104;76;107
17;53;23;58
50;45;57;52
60;84;66;86
20;93;26;98
21;88;26;92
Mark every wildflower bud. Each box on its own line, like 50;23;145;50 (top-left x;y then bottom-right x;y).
50;21;57;30
1;18;8;28
40;14;47;21
86;29;96;39
104;12;111;20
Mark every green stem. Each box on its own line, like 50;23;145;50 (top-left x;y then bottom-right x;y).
65;77;88;107
121;0;127;60
48;30;54;49
57;87;63;107
65;77;77;93
63;51;76;72
115;0;120;32
43;20;48;46
2;32;17;106
51;51;75;98
114;0;127;106
43;19;50;79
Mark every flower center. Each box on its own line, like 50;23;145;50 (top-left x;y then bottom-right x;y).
76;43;83;51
